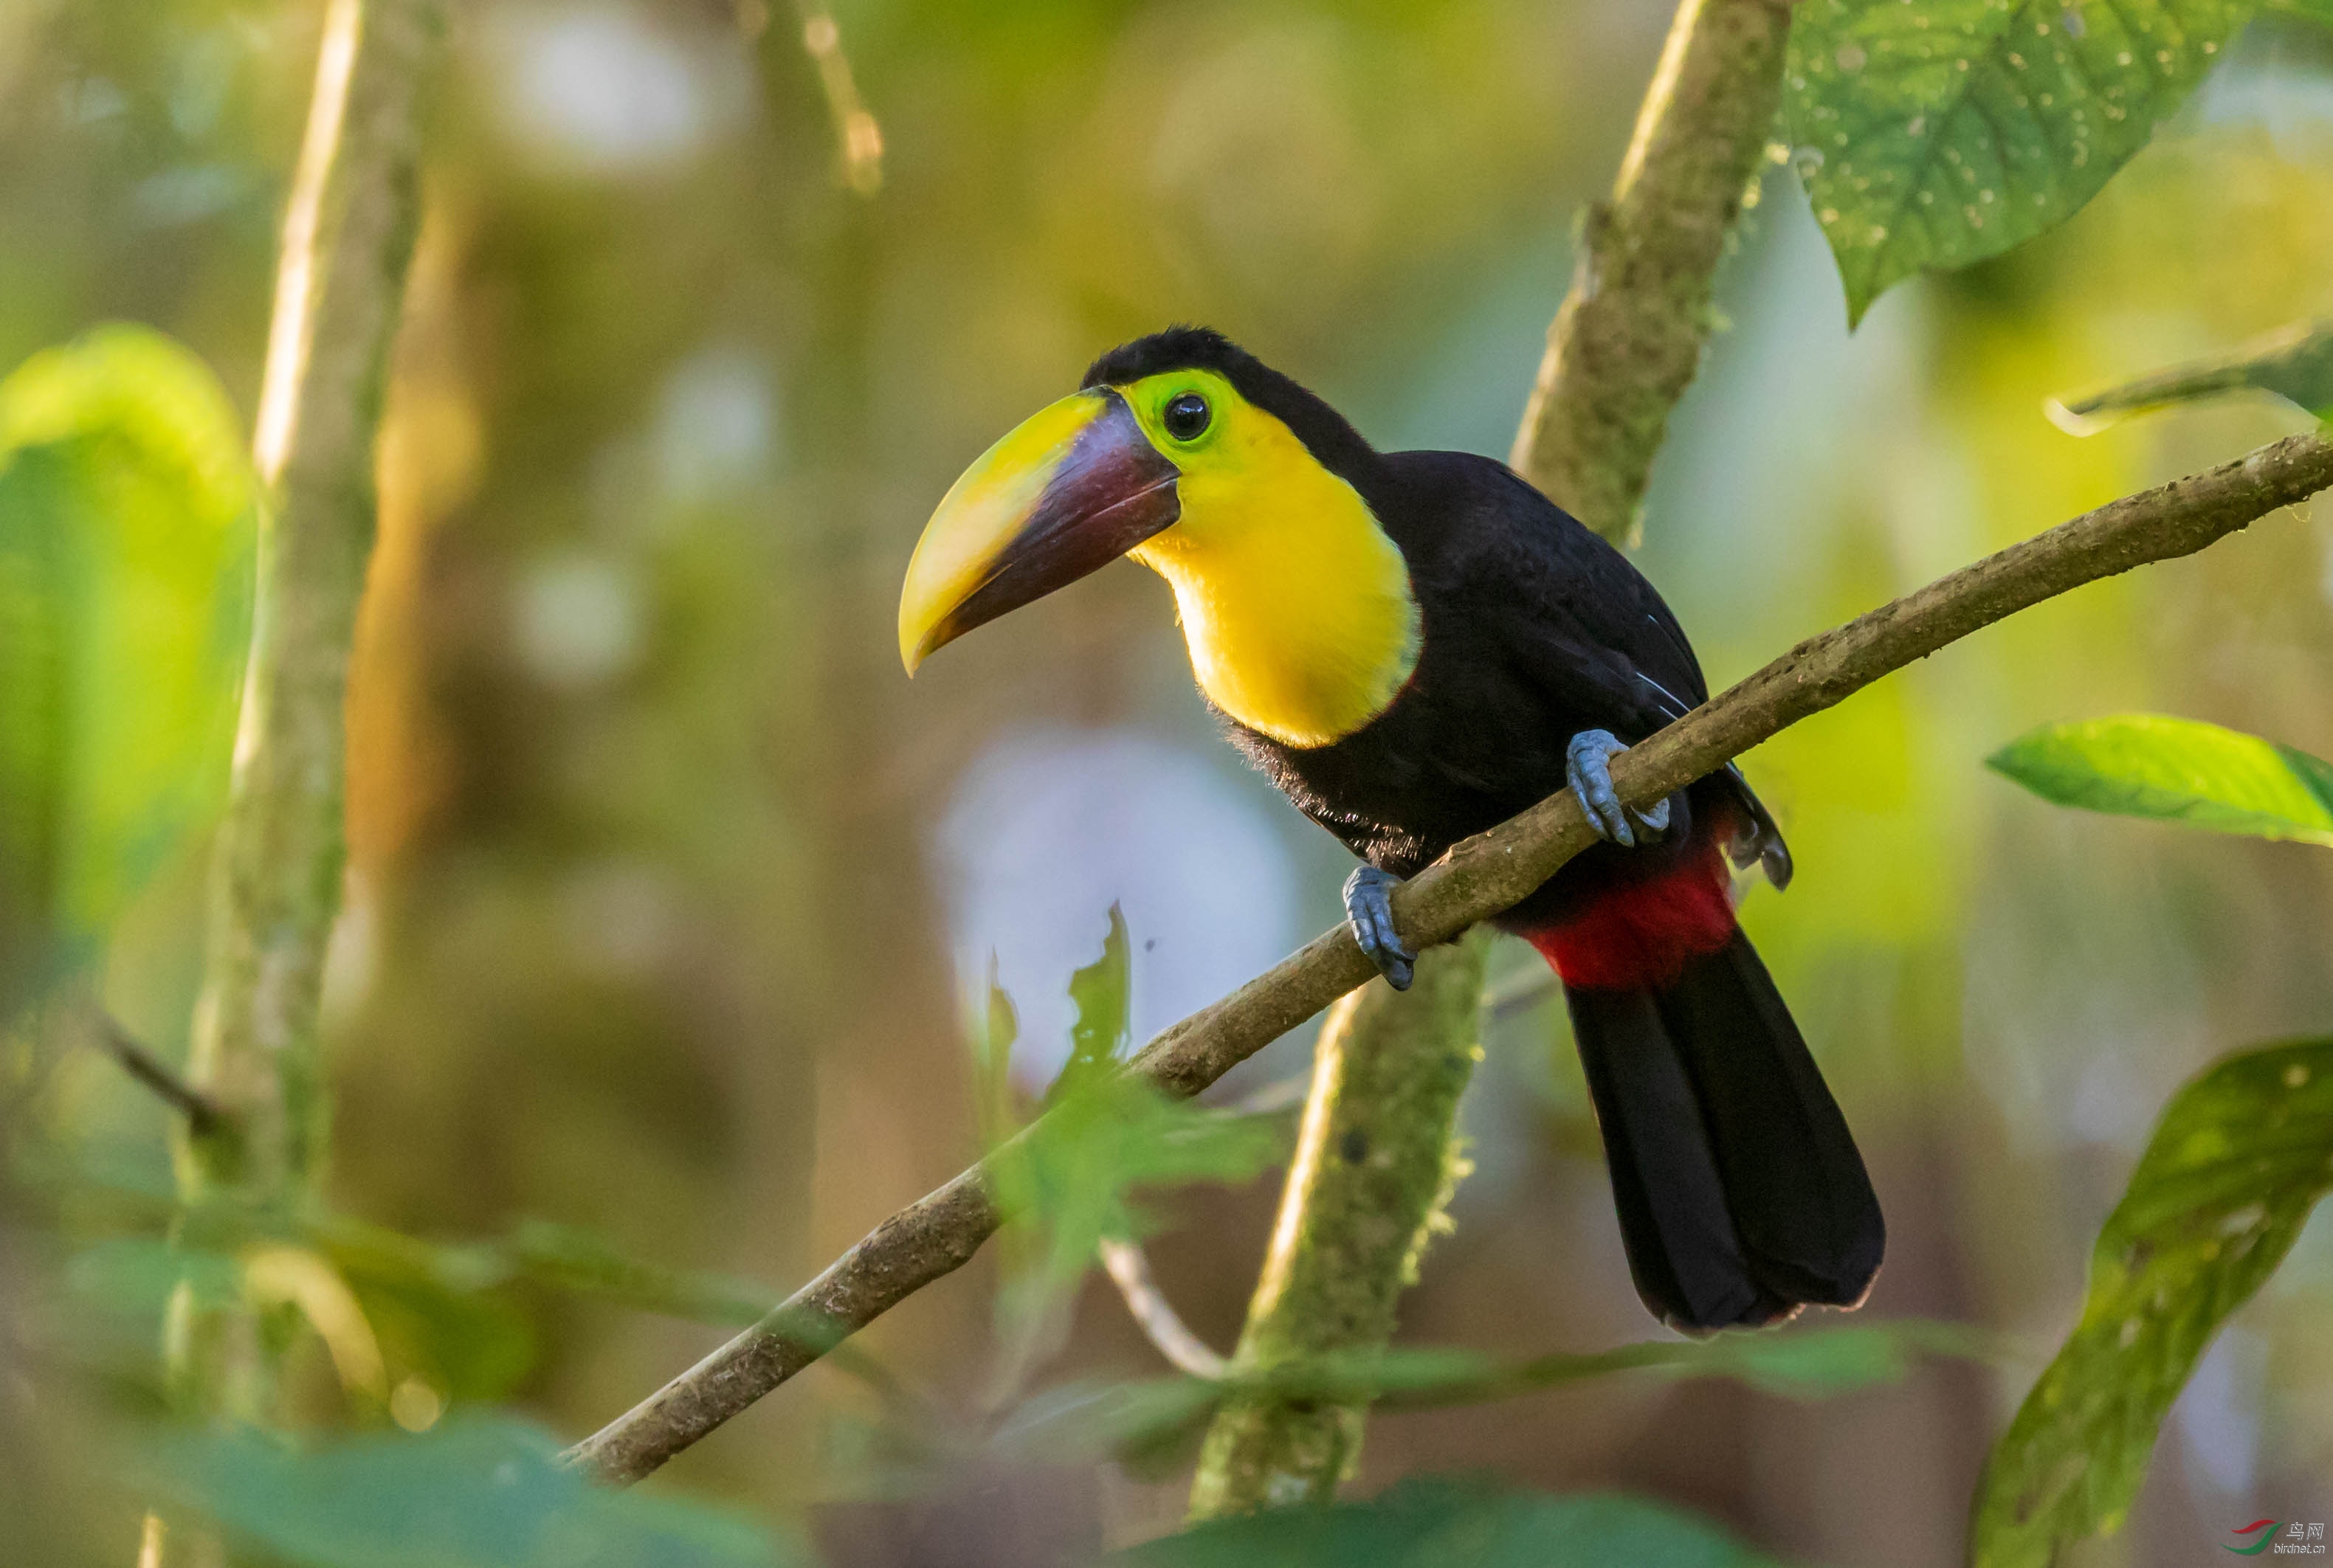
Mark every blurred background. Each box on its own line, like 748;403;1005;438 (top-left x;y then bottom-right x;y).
4;0;2333;1563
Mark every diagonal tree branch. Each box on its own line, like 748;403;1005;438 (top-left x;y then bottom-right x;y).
567;428;2333;1485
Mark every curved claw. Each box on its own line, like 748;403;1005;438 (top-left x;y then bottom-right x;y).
1342;865;1415;991
1566;728;1669;848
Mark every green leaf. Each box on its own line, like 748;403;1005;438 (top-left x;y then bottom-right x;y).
1970;1039;2333;1567
148;1417;799;1568
1112;1477;1793;1567
1052;902;1132;1101
993;1070;1285;1294
2047;318;2333;431
0;325;254;984
989;907;1280;1308
1788;0;2253;325
1986;714;2333;844
999;1320;1990;1467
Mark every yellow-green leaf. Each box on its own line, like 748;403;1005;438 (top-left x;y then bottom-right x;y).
0;325;254;984
1971;1039;2333;1567
1986;714;2333;845
2047;318;2333;432
1788;0;2253;325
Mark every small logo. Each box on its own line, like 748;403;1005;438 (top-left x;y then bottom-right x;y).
2228;1521;2329;1556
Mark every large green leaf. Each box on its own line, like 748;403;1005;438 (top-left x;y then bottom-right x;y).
148;1417;797;1568
1986;714;2333;845
1112;1477;1791;1567
1970;1039;2333;1567
0;325;254;981
1788;0;2252;325
2047;318;2333;431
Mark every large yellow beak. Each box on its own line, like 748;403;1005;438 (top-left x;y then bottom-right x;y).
898;387;1181;673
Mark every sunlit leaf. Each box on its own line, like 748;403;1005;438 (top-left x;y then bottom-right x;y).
2047;318;2333;432
0;325;254;987
1787;0;2252;325
148;1417;798;1568
1970;1039;2333;1567
1112;1477;1793;1567
1986;714;2333;844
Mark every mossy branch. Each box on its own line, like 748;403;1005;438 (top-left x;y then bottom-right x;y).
170;0;441;1429
568;429;2333;1486
1185;933;1492;1519
1509;0;1795;544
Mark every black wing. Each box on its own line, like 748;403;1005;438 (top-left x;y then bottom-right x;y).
1388;452;1791;886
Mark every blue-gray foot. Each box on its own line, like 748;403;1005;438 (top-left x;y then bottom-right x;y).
1565;729;1672;849
1343;864;1416;991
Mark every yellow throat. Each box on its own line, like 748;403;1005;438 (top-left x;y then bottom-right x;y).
1125;392;1420;749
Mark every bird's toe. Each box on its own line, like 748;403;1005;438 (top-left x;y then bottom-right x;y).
1342;866;1416;991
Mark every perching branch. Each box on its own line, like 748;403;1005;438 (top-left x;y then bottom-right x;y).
1509;0;1795;543
568;428;2333;1486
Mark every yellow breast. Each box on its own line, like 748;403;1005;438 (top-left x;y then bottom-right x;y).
1131;426;1419;749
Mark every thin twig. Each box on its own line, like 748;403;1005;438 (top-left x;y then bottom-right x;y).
1098;1239;1228;1381
566;429;2333;1485
89;1013;231;1139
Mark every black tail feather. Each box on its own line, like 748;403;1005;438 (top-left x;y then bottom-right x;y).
1565;930;1883;1334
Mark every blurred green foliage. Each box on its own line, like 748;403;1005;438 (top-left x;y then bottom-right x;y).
148;1417;801;1568
1971;1038;2333;1567
991;908;1283;1307
1988;714;2333;845
1110;1477;1793;1567
0;324;251;996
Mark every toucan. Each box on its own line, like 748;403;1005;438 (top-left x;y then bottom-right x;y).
896;328;1883;1333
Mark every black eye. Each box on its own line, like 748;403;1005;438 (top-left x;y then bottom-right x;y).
1162;392;1210;441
